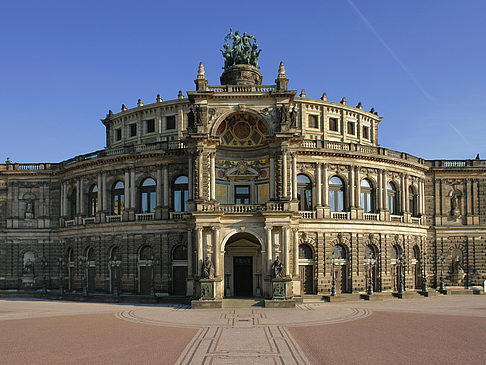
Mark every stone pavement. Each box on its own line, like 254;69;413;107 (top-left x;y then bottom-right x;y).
0;296;485;364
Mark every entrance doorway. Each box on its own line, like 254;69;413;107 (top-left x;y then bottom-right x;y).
234;257;253;296
223;232;262;297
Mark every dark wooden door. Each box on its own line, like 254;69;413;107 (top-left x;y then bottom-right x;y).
172;266;187;295
335;265;347;294
300;265;313;294
414;263;421;289
139;266;152;295
87;267;96;292
234;257;252;297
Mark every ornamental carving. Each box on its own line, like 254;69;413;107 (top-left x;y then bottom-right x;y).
299;231;316;246
215;113;267;147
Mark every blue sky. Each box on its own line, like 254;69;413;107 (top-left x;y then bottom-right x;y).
1;1;485;162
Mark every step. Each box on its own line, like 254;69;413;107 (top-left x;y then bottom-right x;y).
222;298;264;308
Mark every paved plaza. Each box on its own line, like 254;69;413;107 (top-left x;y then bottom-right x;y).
0;296;485;364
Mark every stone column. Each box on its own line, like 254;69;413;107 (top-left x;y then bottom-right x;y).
156;166;162;208
355;166;360;208
401;174;406;213
188;153;193;200
266;226;273;274
420;179;425;215
79;178;84;215
316;163;322;206
197;228;203;276
377;169;382;210
382;171;387;210
124;170;130;211
348;166;354;208
130;169;136;210
75;179;80;215
163;165;169;208
284;227;290;276
198;152;203;200
404;175;410;212
187;229;193;277
210;153;216;201
269;154;275;199
293;228;299;277
213;227;220;277
63;182;68;217
292;153;297;200
282;152;288;199
97;173;102;212
323;164;328;206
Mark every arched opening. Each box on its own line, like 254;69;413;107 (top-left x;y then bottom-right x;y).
332;244;348;293
85;247;96;292
364;245;379;292
297;174;312;211
223;232;262;297
140;178;156;213
172;176;188;212
88;185;98;217
138;246;153;295
391;245;402;291
67;248;75;291
172;245;188;295
112;181;125;215
409;185;418;217
69;189;77;219
361;179;375;213
412;246;421;289
299;244;314;294
387;182;398;214
329;176;345;212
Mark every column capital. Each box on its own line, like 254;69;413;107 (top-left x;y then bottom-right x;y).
264;225;273;231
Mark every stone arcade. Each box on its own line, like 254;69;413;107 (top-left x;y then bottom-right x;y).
1;32;485;305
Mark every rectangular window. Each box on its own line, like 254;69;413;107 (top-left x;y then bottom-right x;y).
308;114;319;129
166;115;176;130
363;126;370;139
235;185;250;204
347;121;355;135
329;118;339;132
129;123;137;137
115;128;122;141
146;119;155;133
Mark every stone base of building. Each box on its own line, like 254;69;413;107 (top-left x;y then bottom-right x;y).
323;293;361;302
392;291;421;299
360;293;389;301
264;299;296;308
191;299;223;309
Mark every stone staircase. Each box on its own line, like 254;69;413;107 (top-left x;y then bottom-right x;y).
222;298;264;308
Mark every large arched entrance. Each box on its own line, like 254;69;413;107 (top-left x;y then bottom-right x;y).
223;232;263;297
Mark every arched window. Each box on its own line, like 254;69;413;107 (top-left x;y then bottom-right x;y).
112;181;125;215
332;244;347;260
110;246;120;261
391;245;401;260
86;247;94;261
139;246;152;261
173;176;188;212
67;248;74;263
297;174;312;211
329;176;345;212
69;189;77;219
172;245;188;261
140;178;156;213
387;182;398;214
364;245;376;260
409;186;418;217
88;185;98;217
299;244;313;259
360;179;374;213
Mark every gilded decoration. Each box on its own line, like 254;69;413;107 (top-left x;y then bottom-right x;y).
215;113;267;146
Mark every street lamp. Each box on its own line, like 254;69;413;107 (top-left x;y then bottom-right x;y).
438;251;446;291
366;253;376;296
41;255;48;294
109;255;121;297
327;256;337;296
79;256;88;297
58;256;65;296
397;253;407;295
150;255;159;298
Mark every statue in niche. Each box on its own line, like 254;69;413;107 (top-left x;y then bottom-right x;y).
290;105;297;128
195;105;202;124
25;200;34;219
449;185;462;218
23;258;34;276
278;104;288;124
187;108;195;130
271;256;284;278
449;249;465;284
201;257;214;279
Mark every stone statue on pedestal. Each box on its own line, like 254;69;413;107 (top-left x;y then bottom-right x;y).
201;257;214;279
272;256;283;279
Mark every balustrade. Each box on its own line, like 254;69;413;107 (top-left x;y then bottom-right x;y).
106;215;123;223
331;212;350;220
135;213;155;221
219;204;262;213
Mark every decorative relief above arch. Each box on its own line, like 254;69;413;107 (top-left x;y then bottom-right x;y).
215;112;268;147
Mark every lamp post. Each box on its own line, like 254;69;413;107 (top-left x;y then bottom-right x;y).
79;256;88;296
150;255;159;298
327;256;337;296
422;253;428;293
41;255;48;294
58;256;65;296
438;251;446;291
109;256;121;297
366;253;376;296
397;253;407;295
